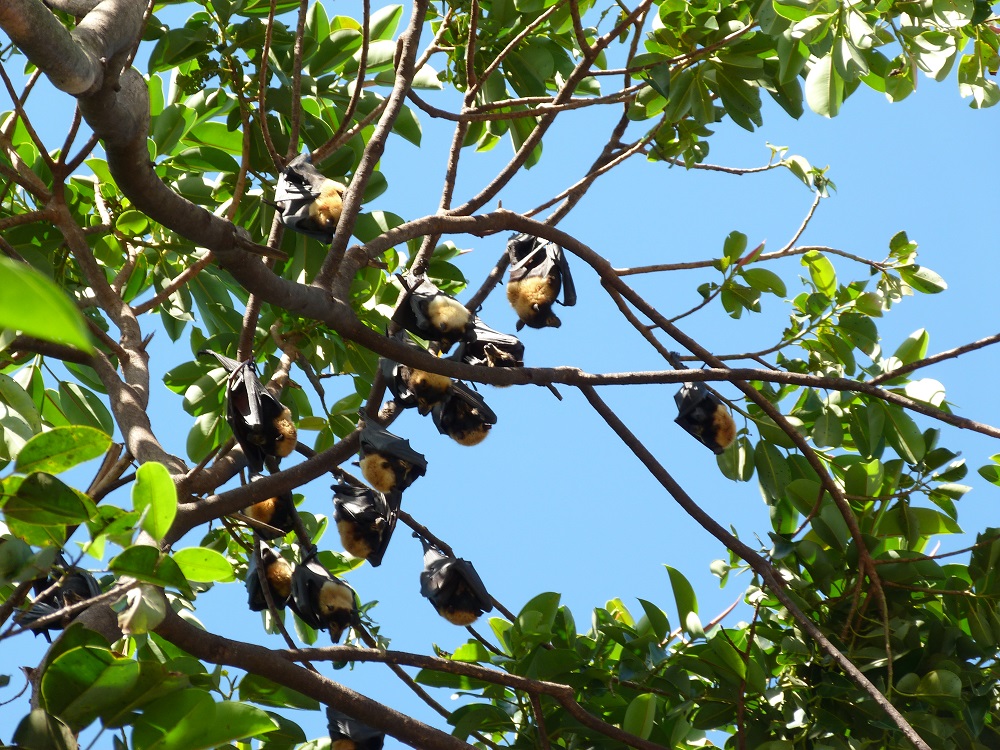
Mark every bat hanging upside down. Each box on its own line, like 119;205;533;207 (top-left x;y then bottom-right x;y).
673;382;737;454
505;233;577;331
274;153;350;243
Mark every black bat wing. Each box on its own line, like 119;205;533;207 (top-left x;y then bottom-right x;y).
198;349;241;374
506;233;540;268
379;335;423;409
245;555;268;612
458;318;524;367
274;154;337;242
435;380;497;425
419;546;452;602
332;484;397;565
550;242;577;308
390;276;449;339
290;556;330;629
60;569;102;603
283;153;330;194
327;706;386;747
14;601;62;638
358;421;428;474
507;238;551;285
450;558;493;612
419;547;492;614
673;382;724;453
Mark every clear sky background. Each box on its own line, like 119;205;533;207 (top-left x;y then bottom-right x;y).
2;2;999;747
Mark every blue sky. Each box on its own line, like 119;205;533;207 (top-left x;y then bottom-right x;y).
2;3;1000;747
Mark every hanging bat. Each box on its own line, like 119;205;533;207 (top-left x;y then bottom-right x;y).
674;382;737;454
431;382;497;446
291;555;358;642
380;334;452;415
245;491;296;540
391;276;472;348
246;543;293;612
199;351;298;475
418;539;493;626
274;153;348;243
506;233;576;331
332;484;400;567
326;706;385;750
15;554;101;640
358;418;427;494
453;317;524;375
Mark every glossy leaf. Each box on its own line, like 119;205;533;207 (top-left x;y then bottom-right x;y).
0;258;92;352
132;462;178;542
15;426;111;475
172;547;234;582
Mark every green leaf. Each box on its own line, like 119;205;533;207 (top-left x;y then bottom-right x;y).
368;4;402;40
623;693;657;739
805;54;844;117
133;691;277;750
636;599;670;640
0;373;42;435
892;328;930;365
15;426;111;475
742;267;787;296
722;231;747;265
391;105;422;146
883;405;926;464
717;436;754;482
117;584;169;636
238;674;320;710
5;472;93;526
173;547;235;583
40;646;141;732
754;441;791;501
0;258;92;352
978;458;1000;486
812;410;844;448
12;709;76;750
899;264;947;294
110;546;193;597
801;250;836;296
645;63;671;99
413;668;491;691
132;462;178;542
58;382;114;434
518;592;560;637
665;565;702;638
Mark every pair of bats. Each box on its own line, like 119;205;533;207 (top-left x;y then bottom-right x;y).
246;544;358;642
388;279;517;448
275;157;576;335
380;336;500;447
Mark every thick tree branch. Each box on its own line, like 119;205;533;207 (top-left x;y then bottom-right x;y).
155;610;477;750
0;0;145;95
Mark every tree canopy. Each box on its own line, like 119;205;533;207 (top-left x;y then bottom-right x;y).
1;0;999;748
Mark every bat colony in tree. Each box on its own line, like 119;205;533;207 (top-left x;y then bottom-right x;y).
14;148;741;748
203;155;739;655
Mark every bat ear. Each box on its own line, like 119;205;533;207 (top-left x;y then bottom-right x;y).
547;314;562;328
515;319;525;331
